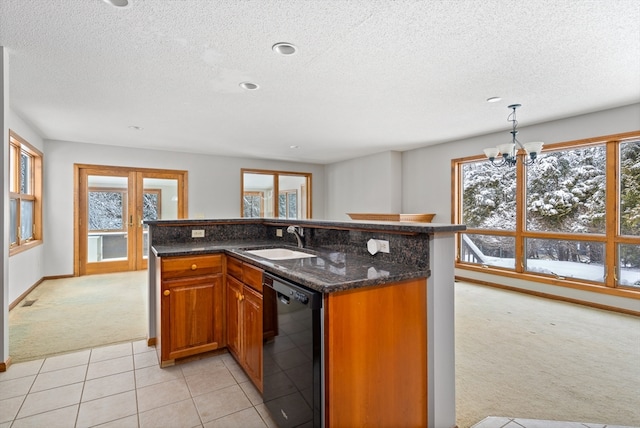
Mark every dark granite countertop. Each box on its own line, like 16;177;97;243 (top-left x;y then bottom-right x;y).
145;217;465;234
152;242;429;293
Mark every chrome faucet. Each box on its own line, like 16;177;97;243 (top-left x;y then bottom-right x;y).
287;225;304;248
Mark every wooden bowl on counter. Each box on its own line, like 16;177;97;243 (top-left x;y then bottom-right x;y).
347;213;435;223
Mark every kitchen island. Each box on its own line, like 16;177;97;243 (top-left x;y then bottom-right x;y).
146;217;464;428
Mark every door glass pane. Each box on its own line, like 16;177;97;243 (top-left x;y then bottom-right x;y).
459;233;515;269
244;194;262;217
619;140;640;236
10;199;17;245
142;178;179;258
20;200;34;241
243;173;274;217
278;193;286;219
618;244;640;288
461;160;516;230
278;175;307;219
525;238;604;282
87;175;128;262
288;192;297;218
526;145;606;233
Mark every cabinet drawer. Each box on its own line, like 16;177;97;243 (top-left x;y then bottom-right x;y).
161;254;222;280
227;256;243;281
243;263;263;292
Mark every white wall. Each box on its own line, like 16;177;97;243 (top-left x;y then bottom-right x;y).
43;140;326;277
324;150;402;220
401;103;640;312
7;110;45;303
1;47;9;362
402;103;640;220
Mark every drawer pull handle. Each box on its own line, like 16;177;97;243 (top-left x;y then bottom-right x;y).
163;290;170;296
191;264;197;270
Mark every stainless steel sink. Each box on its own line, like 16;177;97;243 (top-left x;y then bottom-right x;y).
245;248;317;260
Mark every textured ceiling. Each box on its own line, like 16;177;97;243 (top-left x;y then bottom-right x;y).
1;0;639;164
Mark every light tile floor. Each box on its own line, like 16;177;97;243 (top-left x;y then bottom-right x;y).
472;416;639;428
2;341;637;428
0;340;276;428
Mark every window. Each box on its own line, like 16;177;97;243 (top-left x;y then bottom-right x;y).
241;169;311;219
88;188;126;232
243;191;264;218
9;131;43;255
454;132;640;293
278;190;298;219
143;189;161;222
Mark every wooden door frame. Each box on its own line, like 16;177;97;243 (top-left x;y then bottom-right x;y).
74;164;188;276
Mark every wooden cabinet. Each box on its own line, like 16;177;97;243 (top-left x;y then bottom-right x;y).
324;278;428;427
226;275;242;359
158;254;225;367
226;257;264;391
241;285;263;386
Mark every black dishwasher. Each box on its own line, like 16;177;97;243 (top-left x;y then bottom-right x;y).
262;273;323;428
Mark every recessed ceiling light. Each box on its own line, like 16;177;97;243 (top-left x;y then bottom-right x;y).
128;125;143;131
272;43;297;55
102;0;129;7
486;97;502;103
290;145;299;149
240;82;259;90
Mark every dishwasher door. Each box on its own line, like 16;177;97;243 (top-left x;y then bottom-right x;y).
262;273;323;428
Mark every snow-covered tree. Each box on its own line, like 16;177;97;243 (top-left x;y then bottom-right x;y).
620;140;640;236
88;191;124;231
527;145;606;234
462;161;516;229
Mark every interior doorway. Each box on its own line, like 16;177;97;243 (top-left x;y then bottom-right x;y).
75;165;187;275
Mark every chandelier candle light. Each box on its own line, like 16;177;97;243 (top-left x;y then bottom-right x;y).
483;104;544;167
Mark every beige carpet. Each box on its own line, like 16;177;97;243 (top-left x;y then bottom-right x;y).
455;281;640;428
9;271;147;362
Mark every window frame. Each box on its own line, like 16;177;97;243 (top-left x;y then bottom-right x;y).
9;130;43;256
240;169;312;219
452;131;640;298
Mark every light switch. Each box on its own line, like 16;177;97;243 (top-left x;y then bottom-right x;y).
192;230;205;238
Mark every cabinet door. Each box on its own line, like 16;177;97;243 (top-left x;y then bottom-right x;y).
162;274;222;361
226;275;243;359
227;256;243;282
243;285;263;392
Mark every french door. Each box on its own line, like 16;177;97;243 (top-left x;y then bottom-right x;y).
76;165;187;275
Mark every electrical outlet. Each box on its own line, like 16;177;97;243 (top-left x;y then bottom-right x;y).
192;229;205;238
276;228;283;237
378;240;390;253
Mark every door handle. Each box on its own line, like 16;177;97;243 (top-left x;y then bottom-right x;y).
128;215;133;227
278;292;290;305
163;290;170;296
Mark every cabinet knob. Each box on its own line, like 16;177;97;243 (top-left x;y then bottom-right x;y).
238;294;245;301
163;290;170;296
191;264;197;270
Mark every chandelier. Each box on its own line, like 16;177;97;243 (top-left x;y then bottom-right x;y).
483;104;544;167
